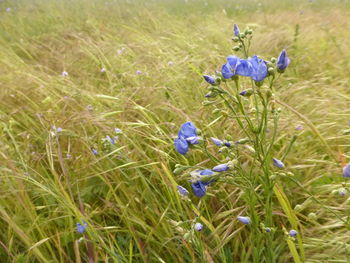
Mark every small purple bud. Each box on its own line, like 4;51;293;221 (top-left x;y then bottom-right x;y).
234;24;240;36
339;188;347;196
277;49;291;72
224;142;231;147
56;127;63;133
239;90;247;96
61;71;68;77
199;169;214;176
203;75;216;85
212;163;229;172
273;158;284;168
6;7;11;12
343;164;350;178
237;216;251;225
106;135;115;145
177;185;189;196
92;149;98;155
76;221;87;234
136;70;142;75
289;229;297;237
211;137;223;146
295;124;304;131
265;227;271;233
101;67;106;73
174;137;189;155
114;128;122;134
194;223;203;231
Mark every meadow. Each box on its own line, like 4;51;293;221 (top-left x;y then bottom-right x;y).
1;0;350;262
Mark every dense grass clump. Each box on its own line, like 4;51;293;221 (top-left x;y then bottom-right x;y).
1;0;350;262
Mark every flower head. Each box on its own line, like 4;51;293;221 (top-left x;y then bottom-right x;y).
234;24;240;36
211;137;223;146
289;229;297;237
194;222;203;231
343;163;350;177
248;56;268;82
221;55;240;79
273;158;285;168
277;49;291;72
174;136;189;155
203;75;216;85
178;122;197;139
191;181;207;197
212;163;229;172
76;221;87;234
91;148;98;155
177;185;189;196
265;227;271;233
237;216;251;225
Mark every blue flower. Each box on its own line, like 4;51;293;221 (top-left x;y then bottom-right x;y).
194;222;203;231
221;56;240;79
203;75;216;85
234;24;240;36
343;163;350;178
240;90;248;96
236;59;253;77
178;122;197;139
174;122;198;155
265;227;271;233
277;49;291;72
273;158;285;168
106;135;116;145
174;136;189;155
248;56;268;82
289;229;297;237
114;128;122;134
237;216;251;225
76;221;87;234
211;137;223;146
191;181;207;197
91;149;98;155
224;142;231;147
177;185;189;196
212;163;229;172
199;169;214;176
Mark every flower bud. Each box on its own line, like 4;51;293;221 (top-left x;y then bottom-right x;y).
232;36;239;42
194;223;203;231
233;46;240;51
270;57;276;63
237;216;251;225
239;33;245;39
294;204;303;212
308;212;317;220
343;163;350;178
268;67;275;75
289;229;297;237
212;163;229;172
239;89;253;97
339;188;347;196
233;24;240;36
273;158;284;168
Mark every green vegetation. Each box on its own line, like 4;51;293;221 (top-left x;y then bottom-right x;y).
1;0;350;262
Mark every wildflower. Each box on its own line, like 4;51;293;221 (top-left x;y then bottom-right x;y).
114;128;122;134
235;59;253;77
339;188;347;196
343;163;350;178
136;70;142;75
101;67;106;73
6;7;11;12
174;122;198;155
92;149;98;155
76;221;87;234
265;227;271;233
221;55;240;79
194;223;203;231
61;71;68;77
248;56;268;82
203;75;216;85
199;169;214;176
191;181;207;197
106;135;116;145
289;229;297;237
168;61;174;66
276;50;291;72
295;124;304;131
177;185;189;196
211;137;223;146
224;142;231;147
234;24;240;36
273;158;284;168
117;47;125;55
237;216;251;225
212;163;229;172
174;136;189;155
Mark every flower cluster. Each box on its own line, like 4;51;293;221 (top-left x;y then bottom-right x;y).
174;122;200;155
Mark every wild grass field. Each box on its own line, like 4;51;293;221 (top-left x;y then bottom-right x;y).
1;0;350;262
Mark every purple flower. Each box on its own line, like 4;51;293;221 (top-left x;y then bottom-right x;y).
203;75;216;85
199;169;214;176
91;149;98;155
234;24;240;36
212;163;229;172
248;56;268;82
236;59;253;77
221;55;240;79
61;71;68;77
186;136;200;145
178;122;197;139
343;163;350;178
76;221;87;234
114;128;122;134
277;50;291;72
106;135;116;145
136;70;142;75
194;222;203;231
177;185;189;196
191;181;207;197
240;90;248;96
265;227;271;233
289;229;297;237
237;216;251;225
211;137;223;146
174;137;189;155
101;67;106;73
224;142;231;147
273;158;284;168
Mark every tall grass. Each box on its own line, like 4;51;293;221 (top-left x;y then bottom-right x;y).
0;0;350;262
